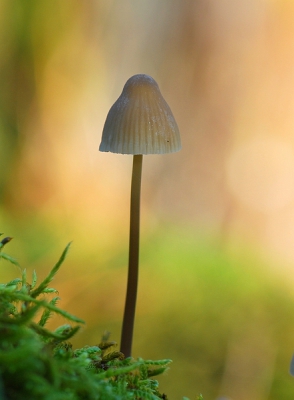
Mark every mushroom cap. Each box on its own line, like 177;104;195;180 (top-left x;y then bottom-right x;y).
99;74;181;155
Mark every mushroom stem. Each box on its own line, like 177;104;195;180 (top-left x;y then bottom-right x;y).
120;154;143;357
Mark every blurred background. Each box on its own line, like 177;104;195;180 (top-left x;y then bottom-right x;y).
1;0;294;399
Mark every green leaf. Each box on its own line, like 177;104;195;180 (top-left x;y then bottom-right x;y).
30;322;80;341
30;243;71;298
42;288;59;294
31;270;37;289
96;361;143;379
138;358;172;366
10;291;85;324
38;297;60;327
0;252;20;267
6;278;22;287
22;268;27;286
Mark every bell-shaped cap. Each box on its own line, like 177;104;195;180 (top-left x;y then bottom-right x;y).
99;74;181;155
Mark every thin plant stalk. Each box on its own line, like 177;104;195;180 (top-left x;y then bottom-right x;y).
120;154;143;357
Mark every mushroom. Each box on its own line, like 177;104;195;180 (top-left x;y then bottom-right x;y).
99;74;181;357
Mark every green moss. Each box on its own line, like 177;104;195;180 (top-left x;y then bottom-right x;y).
0;239;182;400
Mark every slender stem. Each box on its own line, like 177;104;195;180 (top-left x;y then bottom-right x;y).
120;154;143;357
